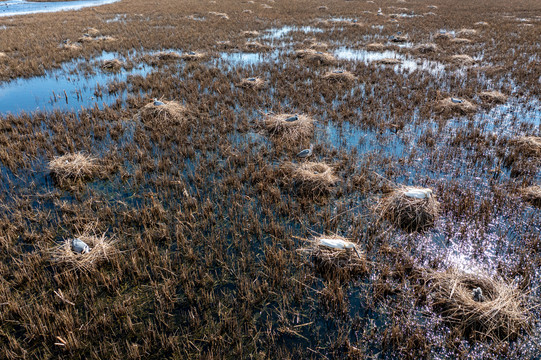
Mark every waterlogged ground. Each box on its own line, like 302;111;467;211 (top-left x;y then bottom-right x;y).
0;0;541;359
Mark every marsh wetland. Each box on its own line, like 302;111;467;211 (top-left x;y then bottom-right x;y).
0;0;540;358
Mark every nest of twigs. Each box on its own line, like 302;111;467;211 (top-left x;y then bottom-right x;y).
139;100;187;127
434;97;477;115
428;268;531;341
237;77;267;90
322;70;357;82
479;91;507;104
375;186;440;232
181;51;207;61
504;136;541;176
50;233;118;273
49;153;100;184
281;161;339;197
244;41;271;52
294;49;337;66
263;113;314;142
303;236;368;281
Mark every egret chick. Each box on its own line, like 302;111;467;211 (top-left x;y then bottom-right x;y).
72;238;91;254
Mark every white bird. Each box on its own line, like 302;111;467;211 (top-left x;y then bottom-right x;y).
153;98;165;106
72;238;91;254
319;238;362;259
472;287;484;302
404;187;433;199
451;97;463;104
297;144;314;158
187;51;196;55
285;114;299;122
333;70;344;74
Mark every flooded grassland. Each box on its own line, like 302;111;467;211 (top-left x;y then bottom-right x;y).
0;0;540;359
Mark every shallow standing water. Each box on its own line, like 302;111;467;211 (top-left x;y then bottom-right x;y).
0;0;119;17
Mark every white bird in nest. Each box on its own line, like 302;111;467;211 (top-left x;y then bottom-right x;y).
297;144;314;158
72;238;91;254
284;114;299;122
153;98;165;106
318;238;362;259
404;187;433;199
451;97;463;104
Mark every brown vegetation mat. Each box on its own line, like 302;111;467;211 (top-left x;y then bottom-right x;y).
479;91;508;104
139;100;187;127
263;113;314;142
376;58;402;65
280;161;339;197
101;58;123;71
366;43;386;51
375;186;440;232
450;54;475;65
237;76;267;90
434;97;477;115
322;70;357;82
48;153;100;184
428;268;531;341
294;49;336;66
414;43;438;53
520;186;541;207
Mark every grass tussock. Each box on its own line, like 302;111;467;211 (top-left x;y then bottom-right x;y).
520;186;541;207
139;100;187;126
263;113;314;142
101;59;123;71
457;28;478;37
434;32;453;40
414;43;438;53
208;11;229;20
451;37;472;44
509;136;541;157
450;54;475;65
241;30;260;37
376;58;402;65
181;51;206;61
237;76;267;89
60;43;81;51
244;41;271;52
85;27;100;36
305;236;368;281
49;153;100;183
294;49;336;66
435;97;477;115
366;43;386;51
322;69;357;82
50;232;118;273
375;186;440;232
154;51;181;61
479;91;507;104
429;268;531;341
282;161;339;197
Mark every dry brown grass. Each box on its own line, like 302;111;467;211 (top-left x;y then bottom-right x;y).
479;91;508;104
429;268;531;341
294;49;336;66
390;35;408;43
451;37;473;44
457;28;479;37
366;42;386;51
435;97;477;115
49;153;100;183
208;11;229;20
241;30;260;37
263;113;314;142
434;32;453;40
509;136;541;158
244;41;271;52
181;51;207;61
520;186;541;207
101;58;123;71
237;76;267;90
375;186;440;232
85;27;101;36
281;161;339;197
450;54;475;65
50;232;118;273
154;51;182;61
139;100;187;127
414;43;438;53
322;69;357;82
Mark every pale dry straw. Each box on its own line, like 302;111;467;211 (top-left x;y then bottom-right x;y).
263;113;314;142
49;153;99;183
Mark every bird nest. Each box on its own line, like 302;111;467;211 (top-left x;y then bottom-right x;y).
242;30;260;37
139;100;187;127
244;41;271;52
322;70;357;82
49;153;100;185
434;97;477;115
503;136;541;176
50;233;118;273
208;11;229;20
294;49;337;66
153;51;182;62
60;43;81;51
457;28;478;37
434;32;453;40
181;51;207;61
450;38;472;44
376;58;402;65
520;186;541;207
366;43;386;51
390;35;408;43
414;43;438;54
479;91;507;104
85;27;101;36
101;59;123;71
237;77;267;90
450;54;475;65
303;236;368;282
263;113;314;142
281;161;339;197
375;186;440;232
428;268;531;341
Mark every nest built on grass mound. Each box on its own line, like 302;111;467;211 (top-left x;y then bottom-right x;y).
50;233;118;273
375;186;440;232
520;186;541;207
301;236;368;281
451;37;472;44
101;59;123;71
435;97;477;115
479;91;507;104
366;43;386;51
153;51;182;62
294;49;336;66
237;76;267;90
429;268;531;341
181;51;207;61
450;54;475;65
139;100;187;127
263;113;314;142
376;58;402;65
322;70;357;82
414;43;438;53
49;153;100;184
504;136;541;175
281;161;339;197
244;41;271;52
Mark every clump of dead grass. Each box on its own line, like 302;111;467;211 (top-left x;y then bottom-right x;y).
451;38;472;44
244;41;271;52
366;43;386;51
479;91;507;104
414;43;438;53
322;69;357;82
390;35;408;43
154;51;181;61
281;161;339;197
85;27;100;36
50;232;118;273
434;32;453;40
294;49;336;66
428;268;531;341
450;54;475;65
507;136;541;158
376;58;402;65
375;186;440;232
139;100;187;127
263;113;314;142
181;51;206;61
49;153;100;184
101;59;123;71
237;76;267;90
60;43;81;51
457;28;478;37
242;30;260;37
435;97;477;115
208;11;229;20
